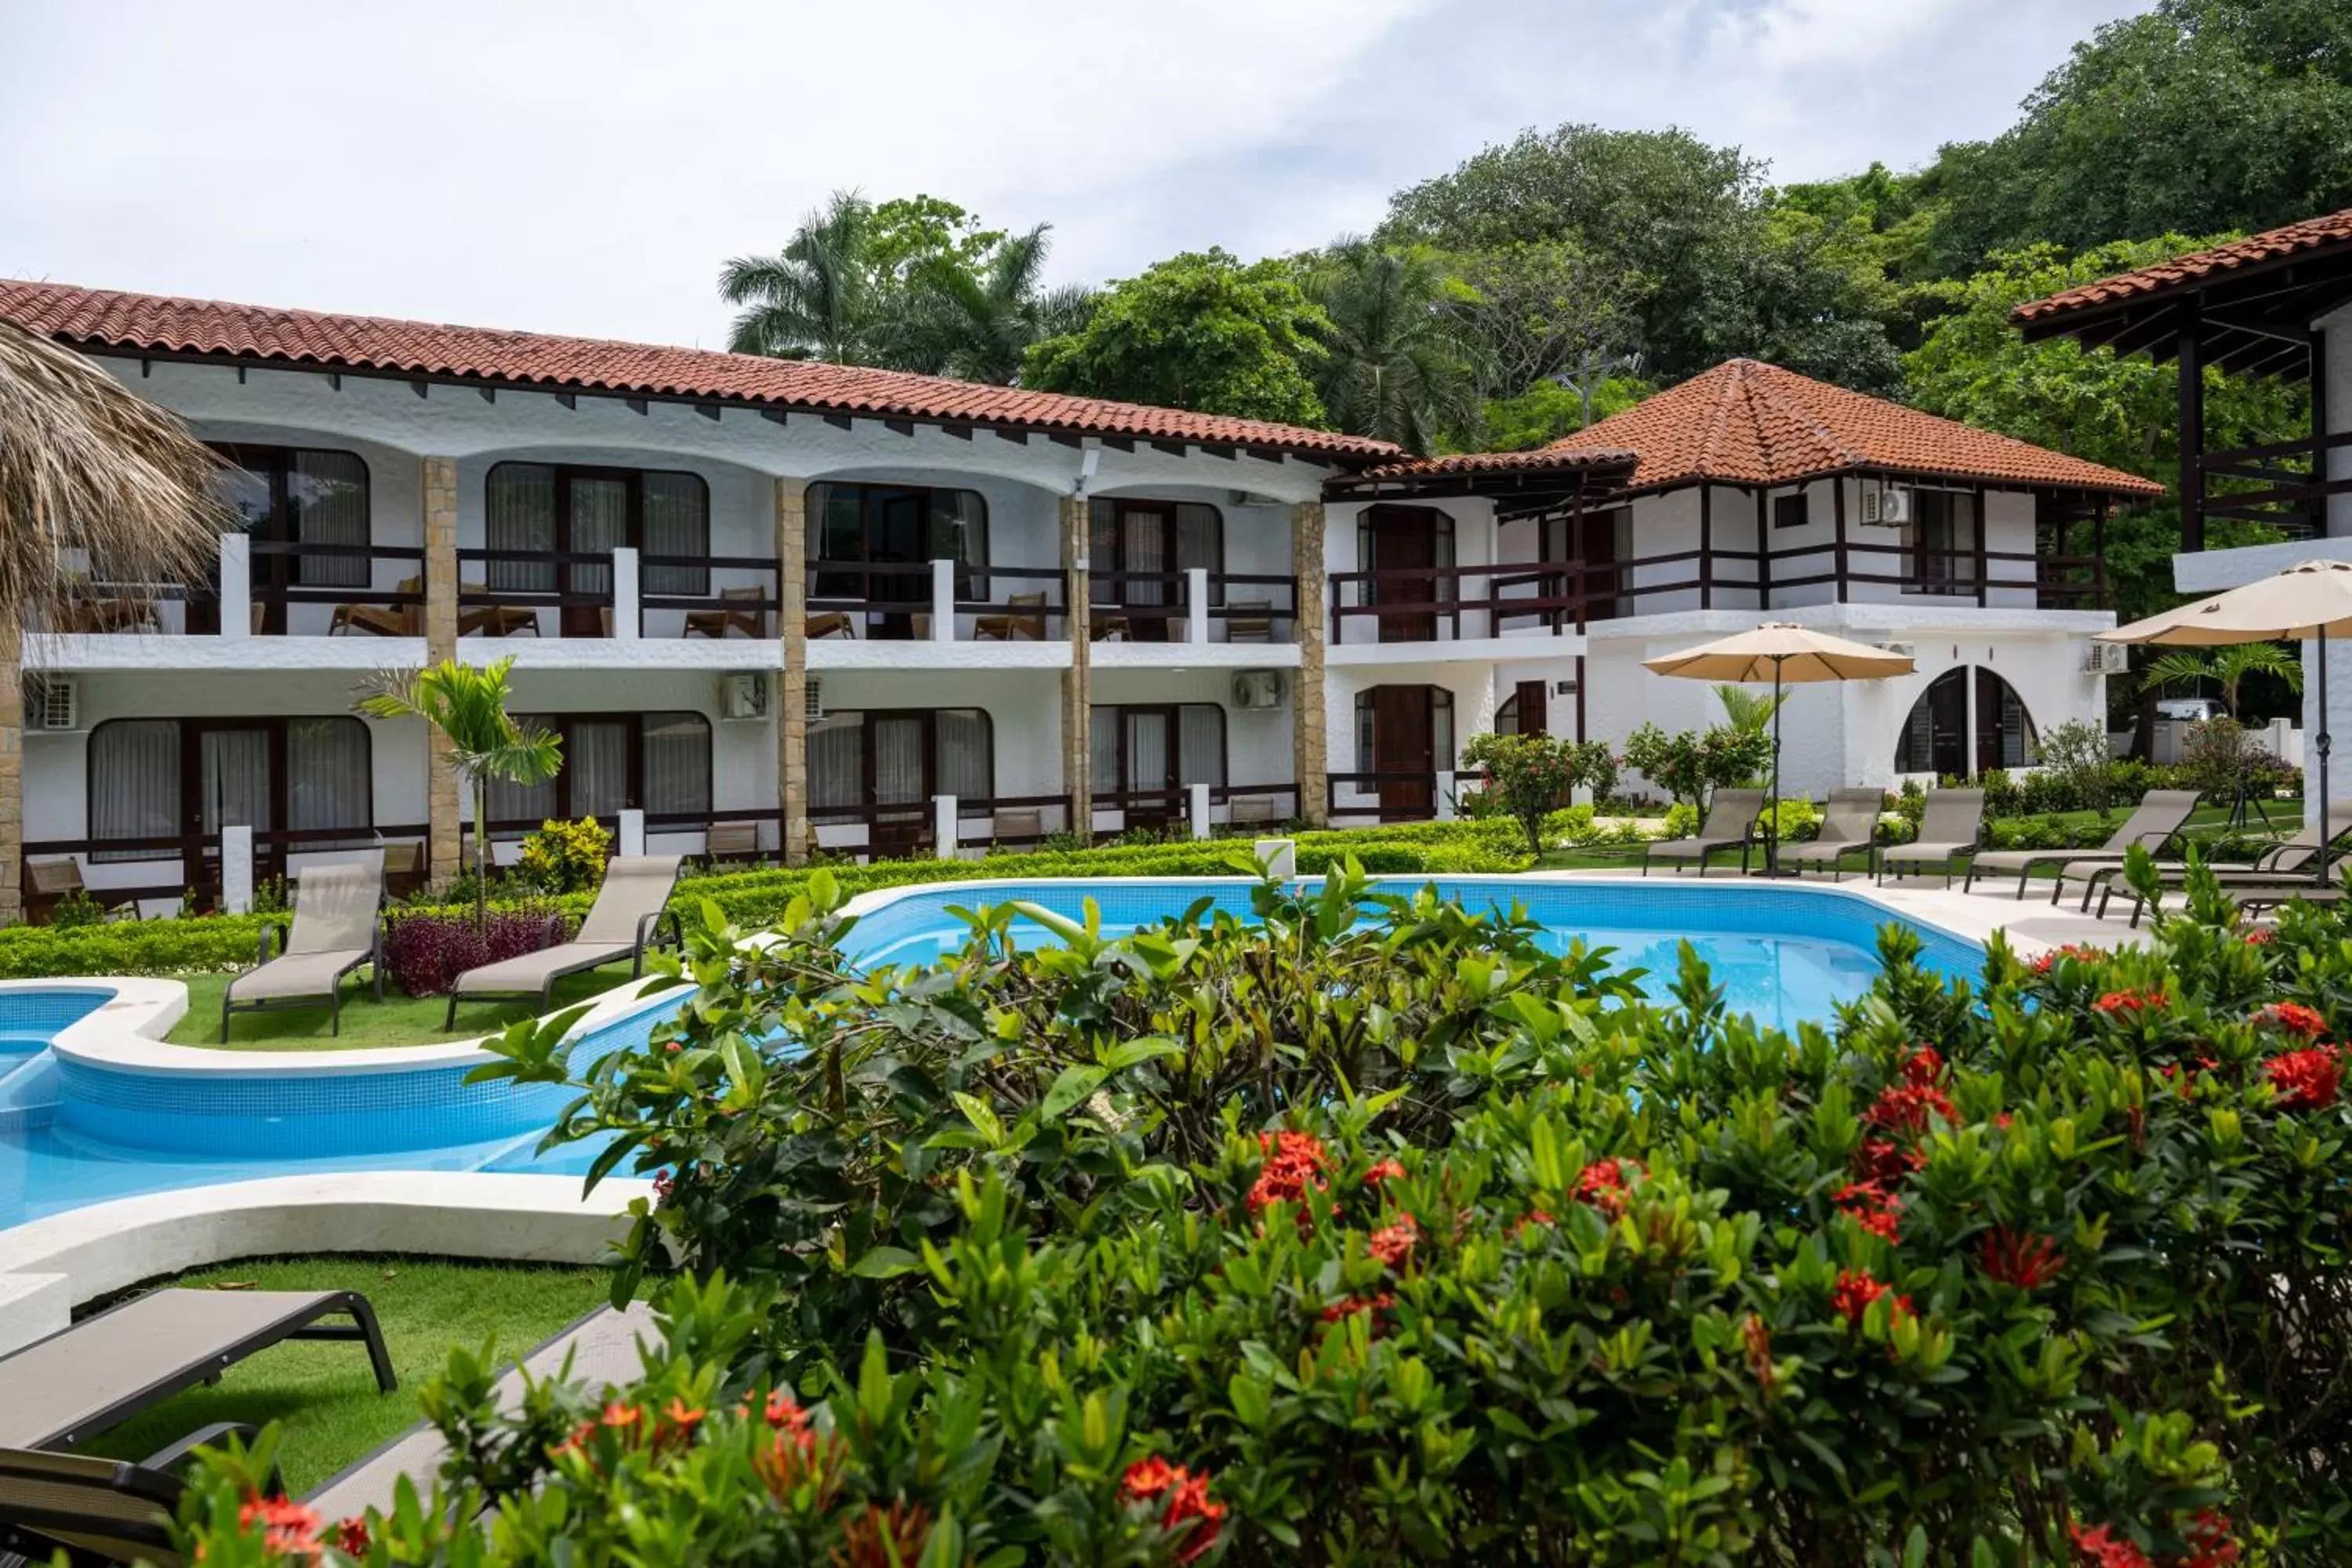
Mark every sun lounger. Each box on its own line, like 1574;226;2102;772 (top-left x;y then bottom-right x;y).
683;586;769;640
2087;802;2352;923
445;854;683;1027
220;855;385;1040
1877;789;1986;887
0;1289;394;1456
0;1288;397;1566
1964;789;2201;901
1783;788;1885;880
1643;789;1765;877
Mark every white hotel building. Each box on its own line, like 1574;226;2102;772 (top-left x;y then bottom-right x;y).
0;281;2160;917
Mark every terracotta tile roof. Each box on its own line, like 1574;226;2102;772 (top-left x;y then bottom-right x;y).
1339;445;1639;484
0;278;1399;462
2013;207;2352;324
1529;359;2162;498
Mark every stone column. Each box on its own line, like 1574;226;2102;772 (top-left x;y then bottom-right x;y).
777;479;811;866
0;617;22;925
1290;501;1329;827
422;456;463;889
1060;494;1093;835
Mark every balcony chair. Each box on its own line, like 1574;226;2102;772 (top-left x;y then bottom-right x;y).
1091;611;1131;642
807;611;856;639
974;593;1047;641
23;858;139;925
1225;599;1276;644
328;577;423;637
1878;789;1987;887
1227;793;1287;826
684;586;771;641
54;593;161;635
381;840;426;901
991;808;1044;845
702;822;760;865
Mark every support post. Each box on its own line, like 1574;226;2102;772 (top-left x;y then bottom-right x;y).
219;534;252;641
617;808;645;858
1188;781;1211;840
612;547;640;641
931;558;955;641
1290;501;1328;826
933;794;959;858
1698;484;1713;609
221;825;254;915
1060;495;1093;833
1185;566;1210;644
422;456;462;890
1832;477;1849;601
2178;313;2206;553
777;479;810;866
0;616;22;924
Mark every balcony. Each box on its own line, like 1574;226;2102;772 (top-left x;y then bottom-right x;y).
809;560;1069;643
1091;571;1298;645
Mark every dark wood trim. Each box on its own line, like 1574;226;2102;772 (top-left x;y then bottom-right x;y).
807;707;996;812
1090;702;1228;800
1832;477;1849;596
1574;658;1586;744
485;461;712;623
205;443;373;635
1972;483;1988;608
1755;488;1772;608
1698;484;1713;609
2178;310;2205;552
87;714;375;884
502;710;713;822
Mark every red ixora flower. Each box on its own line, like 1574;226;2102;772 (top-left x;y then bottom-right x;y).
2180;1508;2241;1568
1828;1267;1912;1330
1364;1157;1405;1187
1320;1290;1396;1323
2031;942;2108;975
1835;1180;1903;1243
333;1515;370;1556
1123;1457;1226;1564
2266;1044;2343;1112
2068;1518;2153;1568
238;1494;325;1560
1980;1225;2066;1290
2244;926;2278;946
1575;1156;1642;1218
1369;1214;1419;1269
1247;1130;1332;1219
2260;1000;2328;1037
1739;1313;1777;1390
2092;989;2165;1016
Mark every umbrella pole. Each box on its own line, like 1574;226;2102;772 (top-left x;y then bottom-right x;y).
1769;660;1784;877
2320;630;2332;887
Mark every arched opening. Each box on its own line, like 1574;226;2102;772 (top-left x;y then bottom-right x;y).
1895;666;2039;778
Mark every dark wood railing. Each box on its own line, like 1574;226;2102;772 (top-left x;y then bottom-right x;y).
1324;771;1486;823
638;555;780;640
26;823;431;913
2198;428;2352;535
458;547;610;637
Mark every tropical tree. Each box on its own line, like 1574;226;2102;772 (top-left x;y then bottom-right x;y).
357;657;562;934
2142;641;2303;718
1022;249;1330;425
901;223;1097;384
1714;684;1786;735
1301;242;1476;454
720;191;886;364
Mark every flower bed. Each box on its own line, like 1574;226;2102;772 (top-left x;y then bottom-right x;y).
176;859;2351;1565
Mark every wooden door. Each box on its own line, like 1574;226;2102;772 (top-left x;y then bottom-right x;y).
1926;670;1969;779
1371;686;1435;816
1368;506;1437;642
1513;681;1549;737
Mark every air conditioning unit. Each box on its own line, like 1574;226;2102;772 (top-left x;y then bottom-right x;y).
1857;485;1913;528
1876;641;1917;660
804;677;825;721
719;672;768;721
27;676;78;731
1231;670;1284;710
2085;641;2131;675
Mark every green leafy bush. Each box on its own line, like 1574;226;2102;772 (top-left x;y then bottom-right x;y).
515;816;613;895
1762;796;1819;844
176;855;2352;1564
1623;721;1774;813
1982;810;2123;852
1540;802;1650;849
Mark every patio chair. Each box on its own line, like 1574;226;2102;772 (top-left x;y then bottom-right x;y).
382;840;426;901
220;855;385;1040
0;1287;395;1457
702;822;760;864
1643;789;1765;877
328;577;423;637
23;858;137;926
444;854;684;1028
1877;789;1987;887
2087;802;2352;924
684;586;769;641
807;611;855;640
1223;599;1276;644
1227;793;1286;826
973;593;1047;642
1782;788;1886;881
1964;789;2201;902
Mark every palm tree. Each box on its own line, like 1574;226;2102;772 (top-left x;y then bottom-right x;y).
357;656;561;935
902;223;1096;383
1715;684;1785;735
720;191;883;364
0;320;229;629
1302;241;1477;455
2141;642;2303;718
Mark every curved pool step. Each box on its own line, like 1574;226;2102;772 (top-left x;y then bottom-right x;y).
0;1051;57;1133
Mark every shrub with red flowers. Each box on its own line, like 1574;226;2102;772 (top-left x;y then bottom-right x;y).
2258;1000;2327;1037
178;857;2352;1564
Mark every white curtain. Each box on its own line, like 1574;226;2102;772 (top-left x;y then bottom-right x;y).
291;451;368;587
1127;509;1167;608
1127;711;1171;790
572;720;630;818
873;717;924;804
286;718;370;837
200;729;272;834
1178;705;1225;787
1177;503;1221;604
644;713;710;816
568;478;626;599
91;720;180;861
935;709;991;800
486;466;557;593
488;716;559;825
642;474;709;597
810;715;865;809
1091;705;1120;793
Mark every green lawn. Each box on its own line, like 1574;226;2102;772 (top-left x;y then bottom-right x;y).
80;1257;615;1496
172;966;653;1051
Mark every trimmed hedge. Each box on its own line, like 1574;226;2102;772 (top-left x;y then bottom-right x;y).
0;820;1533;981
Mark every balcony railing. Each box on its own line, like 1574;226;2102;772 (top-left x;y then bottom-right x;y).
810;560;1069;643
1325;771;1486;824
1091;782;1298;839
24;822;432;916
810;793;1073;858
2195;428;2352;537
1091;571;1297;644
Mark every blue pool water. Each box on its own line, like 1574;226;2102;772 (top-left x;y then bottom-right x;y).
0;877;1979;1232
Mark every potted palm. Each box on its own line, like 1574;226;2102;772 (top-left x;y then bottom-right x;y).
358;655;561;935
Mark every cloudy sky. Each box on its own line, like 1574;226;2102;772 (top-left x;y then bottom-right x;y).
2;0;2145;348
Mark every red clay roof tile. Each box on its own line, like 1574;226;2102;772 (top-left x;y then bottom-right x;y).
0;278;1399;462
2012;208;2352;324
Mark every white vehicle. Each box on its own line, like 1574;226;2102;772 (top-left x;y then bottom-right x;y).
2155;696;2224;723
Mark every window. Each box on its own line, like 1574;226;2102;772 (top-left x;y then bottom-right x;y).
485;463;711;601
1907;489;1976;597
89;717;373;862
1089;704;1226;797
1493;681;1549;738
1093;500;1223;630
1773;492;1809;530
807;710;995;811
486;712;712;827
808;483;989;611
209;444;371;590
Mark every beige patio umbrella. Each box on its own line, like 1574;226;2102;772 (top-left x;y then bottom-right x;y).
2098;557;2352;886
1643;622;1915;876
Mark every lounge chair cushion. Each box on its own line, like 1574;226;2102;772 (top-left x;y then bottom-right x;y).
224;858;382;1005
450;855;682;1000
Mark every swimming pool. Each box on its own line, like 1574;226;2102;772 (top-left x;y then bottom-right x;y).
0;876;1981;1232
